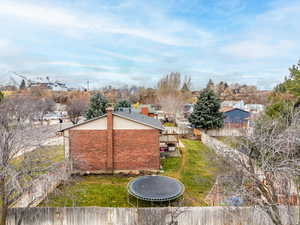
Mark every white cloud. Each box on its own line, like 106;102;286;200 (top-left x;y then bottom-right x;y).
0;40;9;49
221;40;296;59
0;1;214;47
0;2;84;28
0;39;21;57
44;61;118;71
0;0;299;90
97;49;154;63
214;0;246;16
220;0;300;60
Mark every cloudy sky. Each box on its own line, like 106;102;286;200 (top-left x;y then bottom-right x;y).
0;0;299;90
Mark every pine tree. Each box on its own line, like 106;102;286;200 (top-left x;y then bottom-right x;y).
206;79;214;90
114;100;131;111
85;93;108;119
19;79;26;90
188;89;224;130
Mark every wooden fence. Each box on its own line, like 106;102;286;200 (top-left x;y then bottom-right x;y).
163;127;192;135
7;206;299;225
12;161;70;208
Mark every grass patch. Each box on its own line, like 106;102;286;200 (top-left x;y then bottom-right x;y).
41;140;220;207
13;145;64;168
13;145;64;164
161;157;181;173
41;175;131;207
179;139;218;206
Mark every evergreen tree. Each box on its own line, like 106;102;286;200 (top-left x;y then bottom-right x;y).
114;100;131;111
0;91;3;103
283;61;300;97
181;83;190;92
19;79;26;90
206;79;214;90
188;89;224;130
85;93;108;119
266;60;300;118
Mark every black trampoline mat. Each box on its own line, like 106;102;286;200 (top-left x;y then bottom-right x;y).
128;176;184;201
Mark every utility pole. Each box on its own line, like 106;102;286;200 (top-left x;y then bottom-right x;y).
87;80;90;91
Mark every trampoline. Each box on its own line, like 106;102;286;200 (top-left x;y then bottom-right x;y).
127;175;185;206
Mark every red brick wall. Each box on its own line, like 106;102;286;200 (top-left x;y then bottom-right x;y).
69;130;108;171
106;108;114;171
69;129;160;172
113;129;160;170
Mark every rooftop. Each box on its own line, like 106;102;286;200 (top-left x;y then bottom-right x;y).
114;111;163;130
61;110;164;131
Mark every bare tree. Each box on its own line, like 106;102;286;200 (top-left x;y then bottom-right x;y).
158;93;185;115
218;111;300;225
66;97;88;124
33;97;55;124
157;73;189;115
0;97;53;225
157;72;181;92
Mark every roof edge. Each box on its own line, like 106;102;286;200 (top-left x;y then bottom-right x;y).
60;114;107;132
223;107;250;113
112;112;164;130
60;112;164;132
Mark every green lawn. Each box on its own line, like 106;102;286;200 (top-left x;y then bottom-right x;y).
40;176;131;207
14;145;64;164
162;139;219;206
179;139;219;205
40;139;220;207
161;157;181;173
13;145;64;173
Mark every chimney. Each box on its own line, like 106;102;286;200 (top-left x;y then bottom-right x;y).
106;107;114;172
140;106;149;116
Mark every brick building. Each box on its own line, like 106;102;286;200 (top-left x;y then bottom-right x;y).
132;104;158;118
61;108;164;174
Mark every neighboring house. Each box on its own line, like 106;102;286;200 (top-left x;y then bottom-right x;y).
221;107;250;128
221;100;245;110
207;107;251;136
244;104;265;113
132;104;158;118
28;77;68;91
61;107;164;174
